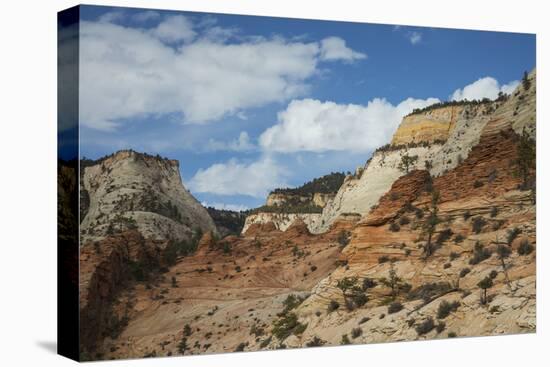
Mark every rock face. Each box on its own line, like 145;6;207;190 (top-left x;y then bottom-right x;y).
80;150;216;243
242;212;322;234
392;105;463;145
82;71;535;360
313;91;523;233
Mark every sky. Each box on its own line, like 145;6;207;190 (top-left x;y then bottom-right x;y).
68;5;536;211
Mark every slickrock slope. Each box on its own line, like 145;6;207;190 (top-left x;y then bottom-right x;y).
80;150;216;243
97;220;349;359
84;71;535;360
313;75;534;233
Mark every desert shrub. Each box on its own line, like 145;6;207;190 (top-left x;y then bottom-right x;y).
310;265;318;272
362;277;377;290
259;336;272;348
306;336;326;347
507;227;522;245
341;334;351;345
234;342;247;352
489;270;498;279
388;301;404;314
454;234;465;244
272;312;307;341
351;328;363;339
437;300;460;319
518;239;534;255
469;242;492;265
415;317;435;335
177;337;188;354
463;211;472;221
443;262;451;269
472;217;486;234
378;255;390;264
327;300;340;313
399;216;411;226
436;321;446;333
449;252;460;261
408;282;452;303
436;228;453;245
337;230;351;247
415;207;425;219
359;317;370;325
352;293;368;307
489;305;500;313
250;324;265;337
490;206;498;218
281;294;306;315
448;332;457;338
473;180;484;188
389;222;401;232
459;268;471;278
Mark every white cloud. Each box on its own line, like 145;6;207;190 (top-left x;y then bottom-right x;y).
98;10;125;24
320;37;366;62
150;15;196;43
201;201;249;212
189;157;288;197
132;10;161;23
205;131;255;152
79;19;365;130
409;31;422;45
451;77;520;101
259;97;439;153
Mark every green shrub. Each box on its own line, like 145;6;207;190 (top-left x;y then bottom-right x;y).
234;342;247;352
448;332;457;338
459;268;471;278
306;336;326;347
272;312;307;341
472;217;486;234
389;222;401;232
388;301;404;314
327;300;340;313
351;327;363;339
507;227;521;245
337;230;351;247
518;239;534;255
469;242;492;265
341;334;351;345
437;300;460;319
415;317;435;335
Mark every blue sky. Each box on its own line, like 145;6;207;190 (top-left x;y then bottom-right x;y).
74;5;535;211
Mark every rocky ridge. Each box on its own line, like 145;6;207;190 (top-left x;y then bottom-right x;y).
83;70;535;360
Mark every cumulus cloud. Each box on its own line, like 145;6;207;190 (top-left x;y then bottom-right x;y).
451;77;520;101
205;131;255;152
201;201;249;212
408;31;422;45
79;17;365;130
189;157;288;197
259;97;439;153
150;15;196;43
320;37;366;62
132;10;161;22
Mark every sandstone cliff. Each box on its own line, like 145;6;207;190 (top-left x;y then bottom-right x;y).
85;71;535;360
80;150;216;243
